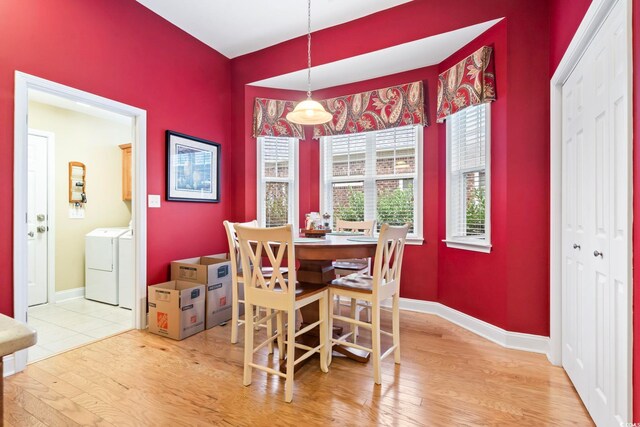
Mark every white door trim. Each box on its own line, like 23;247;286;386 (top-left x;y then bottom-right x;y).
28;129;56;305
549;0;633;416
13;71;148;374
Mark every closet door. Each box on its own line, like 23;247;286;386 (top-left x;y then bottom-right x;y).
561;47;592;405
588;1;631;425
561;0;631;425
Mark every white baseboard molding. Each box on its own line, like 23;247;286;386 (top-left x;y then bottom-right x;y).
380;297;550;355
3;354;15;377
55;287;85;303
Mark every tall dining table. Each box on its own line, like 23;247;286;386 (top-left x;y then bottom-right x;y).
281;233;378;372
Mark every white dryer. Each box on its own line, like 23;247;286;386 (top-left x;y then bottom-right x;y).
118;229;134;310
85;228;128;305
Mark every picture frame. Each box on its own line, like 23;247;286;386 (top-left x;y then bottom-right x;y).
166;130;220;203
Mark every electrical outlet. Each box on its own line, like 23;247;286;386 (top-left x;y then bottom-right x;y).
148;195;161;208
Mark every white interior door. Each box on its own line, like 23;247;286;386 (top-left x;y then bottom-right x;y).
561;0;631;425
589;1;631;424
27;131;50;307
561;58;591;404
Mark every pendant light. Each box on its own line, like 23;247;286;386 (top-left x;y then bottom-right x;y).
286;0;332;125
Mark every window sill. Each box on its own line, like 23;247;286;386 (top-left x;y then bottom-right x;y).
406;237;424;245
443;239;492;253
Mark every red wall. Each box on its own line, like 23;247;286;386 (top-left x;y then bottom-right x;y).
635;0;640;419
232;1;551;335
549;0;593;72
0;0;233;316
436;22;511;330
633;0;639;421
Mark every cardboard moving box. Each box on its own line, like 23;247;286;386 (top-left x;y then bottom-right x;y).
170;254;236;329
148;280;205;340
170;254;230;285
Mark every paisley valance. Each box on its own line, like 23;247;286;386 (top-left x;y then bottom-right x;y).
312;81;425;138
436;46;496;123
252;98;305;139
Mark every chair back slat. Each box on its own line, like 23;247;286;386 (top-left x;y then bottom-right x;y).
236;224;296;298
335;219;375;237
223;220;258;276
371;224;409;295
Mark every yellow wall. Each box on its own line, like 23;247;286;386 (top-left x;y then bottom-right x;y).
28;101;132;292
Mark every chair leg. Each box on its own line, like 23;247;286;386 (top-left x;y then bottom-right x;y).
243;302;254;386
231;280;240;344
276;310;285;359
392;294;401;364
327;290;334;367
285;310;296;403
371;301;382;385
350;298;358;343
266;308;274;354
319;293;329;373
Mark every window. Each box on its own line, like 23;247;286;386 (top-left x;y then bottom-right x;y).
320;125;423;241
445;103;491;252
257;136;298;228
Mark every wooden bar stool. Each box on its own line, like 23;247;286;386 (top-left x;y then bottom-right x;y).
333;219;376;338
224;220;284;352
236;224;329;403
328;223;409;385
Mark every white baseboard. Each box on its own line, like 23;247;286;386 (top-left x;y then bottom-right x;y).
3;354;15;377
55;287;85;303
380;297;550;355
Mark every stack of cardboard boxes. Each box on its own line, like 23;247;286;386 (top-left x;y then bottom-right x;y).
148;254;235;340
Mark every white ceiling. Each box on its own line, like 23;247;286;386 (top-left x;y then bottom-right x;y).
249;19;502;91
135;0;411;58
29;89;133;126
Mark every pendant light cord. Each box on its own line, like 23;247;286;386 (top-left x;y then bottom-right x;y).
307;0;312;98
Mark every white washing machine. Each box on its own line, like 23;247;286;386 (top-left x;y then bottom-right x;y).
118;229;134;310
85;228;128;305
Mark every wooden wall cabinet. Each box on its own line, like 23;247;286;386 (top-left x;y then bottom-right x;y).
119;143;132;201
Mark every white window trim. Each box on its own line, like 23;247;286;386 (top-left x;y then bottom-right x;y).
256;136;299;230
319;125;424;244
444;104;491;253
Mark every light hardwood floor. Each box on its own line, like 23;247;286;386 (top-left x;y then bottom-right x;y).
3;309;593;426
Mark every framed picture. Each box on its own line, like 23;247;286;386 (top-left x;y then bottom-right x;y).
166;130;220;203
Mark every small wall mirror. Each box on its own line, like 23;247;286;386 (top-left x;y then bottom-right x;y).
69;161;86;203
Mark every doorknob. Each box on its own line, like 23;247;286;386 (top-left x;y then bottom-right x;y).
27;231;34;237
593;250;603;258
36;226;47;233
573;243;581;250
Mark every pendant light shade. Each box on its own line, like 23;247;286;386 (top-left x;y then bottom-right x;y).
286;0;331;126
286;98;332;125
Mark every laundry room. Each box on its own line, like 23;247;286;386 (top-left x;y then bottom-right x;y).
24;89;135;362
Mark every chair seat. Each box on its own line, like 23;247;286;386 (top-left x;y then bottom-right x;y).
332;259;368;271
273;281;327;301
330;274;373;294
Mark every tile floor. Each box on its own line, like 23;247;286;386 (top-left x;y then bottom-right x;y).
27;298;133;363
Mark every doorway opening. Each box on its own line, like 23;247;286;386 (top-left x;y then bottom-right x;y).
12;72;148;375
27;91;134;362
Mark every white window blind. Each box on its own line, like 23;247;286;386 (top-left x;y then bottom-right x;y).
321;125;422;239
257;136;298;228
446;103;491;251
